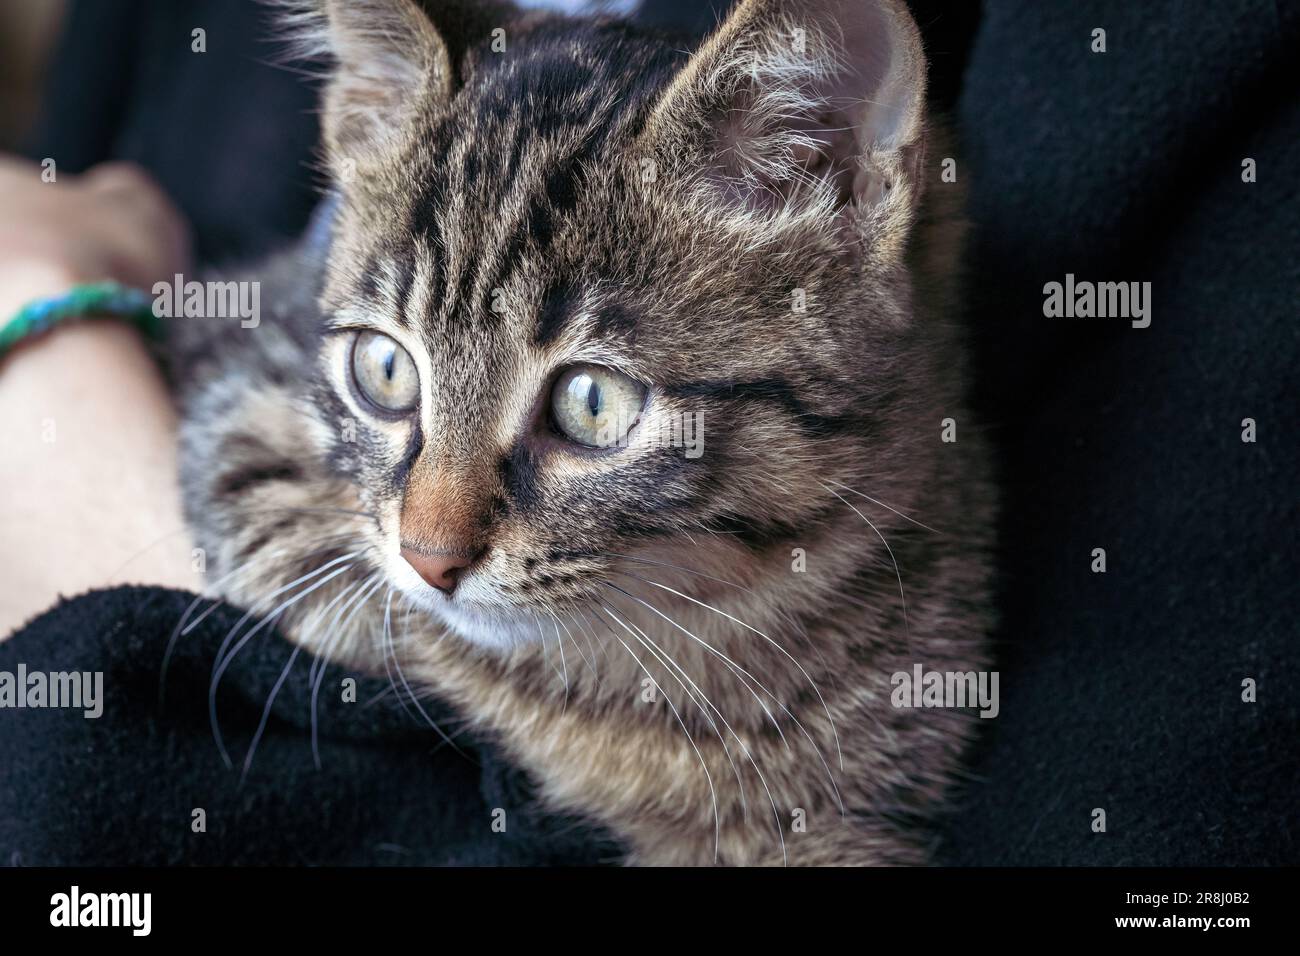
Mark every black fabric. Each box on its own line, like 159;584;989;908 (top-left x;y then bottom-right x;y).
8;0;1298;866
28;0;323;263
936;0;1300;865
0;587;619;866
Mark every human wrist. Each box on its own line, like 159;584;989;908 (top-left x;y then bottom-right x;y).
0;262;161;363
0;259;85;318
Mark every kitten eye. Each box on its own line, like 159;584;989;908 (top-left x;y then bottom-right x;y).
550;365;647;448
351;330;420;413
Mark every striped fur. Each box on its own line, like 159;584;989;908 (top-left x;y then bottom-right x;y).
173;0;994;864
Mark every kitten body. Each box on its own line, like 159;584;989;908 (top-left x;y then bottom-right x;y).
173;0;995;865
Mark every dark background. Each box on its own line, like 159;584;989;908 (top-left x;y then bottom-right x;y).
5;0;1297;865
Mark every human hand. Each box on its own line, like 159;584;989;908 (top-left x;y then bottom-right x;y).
0;155;198;636
0;156;190;308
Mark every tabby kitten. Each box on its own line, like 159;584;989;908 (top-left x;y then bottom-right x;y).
173;0;994;865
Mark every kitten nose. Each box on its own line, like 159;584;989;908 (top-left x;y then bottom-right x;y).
401;546;479;595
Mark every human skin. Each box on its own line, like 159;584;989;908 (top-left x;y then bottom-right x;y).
0;157;197;637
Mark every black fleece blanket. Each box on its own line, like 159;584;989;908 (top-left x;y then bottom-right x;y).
1;586;619;865
5;0;1297;866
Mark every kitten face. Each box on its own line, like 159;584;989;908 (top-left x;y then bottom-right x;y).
301;1;933;650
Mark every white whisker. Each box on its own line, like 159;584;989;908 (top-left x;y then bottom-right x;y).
595;602;722;863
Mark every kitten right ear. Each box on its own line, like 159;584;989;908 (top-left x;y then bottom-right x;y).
640;0;928;234
283;0;515;165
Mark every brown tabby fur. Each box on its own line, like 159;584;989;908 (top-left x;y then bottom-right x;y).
174;0;995;865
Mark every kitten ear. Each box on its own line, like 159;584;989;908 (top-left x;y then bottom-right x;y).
292;0;448;159
288;0;516;163
645;0;927;223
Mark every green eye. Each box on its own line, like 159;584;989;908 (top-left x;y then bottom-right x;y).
550;365;647;448
351;330;420;413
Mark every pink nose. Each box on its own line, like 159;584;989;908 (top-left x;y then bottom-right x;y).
400;546;479;594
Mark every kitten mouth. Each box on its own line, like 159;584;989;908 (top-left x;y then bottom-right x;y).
388;560;540;649
429;598;543;649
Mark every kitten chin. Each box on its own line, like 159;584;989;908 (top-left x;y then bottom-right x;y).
403;586;546;650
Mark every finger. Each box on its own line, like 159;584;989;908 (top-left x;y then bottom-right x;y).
82;162;193;283
81;160;157;194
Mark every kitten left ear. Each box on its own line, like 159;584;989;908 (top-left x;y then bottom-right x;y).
643;0;928;223
289;0;517;165
296;0;448;161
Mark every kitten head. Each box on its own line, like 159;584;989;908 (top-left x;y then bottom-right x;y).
295;0;937;648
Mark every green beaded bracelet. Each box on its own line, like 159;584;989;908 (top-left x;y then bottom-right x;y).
0;281;162;359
